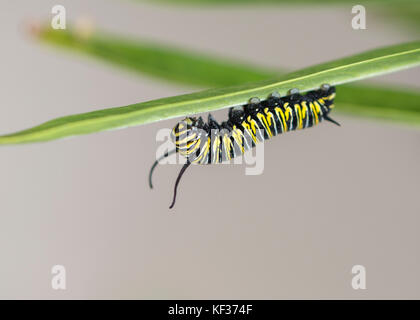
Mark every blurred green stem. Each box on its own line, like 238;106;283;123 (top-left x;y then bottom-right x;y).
38;27;420;126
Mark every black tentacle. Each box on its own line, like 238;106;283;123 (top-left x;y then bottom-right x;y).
324;115;341;126
169;161;191;209
149;148;178;189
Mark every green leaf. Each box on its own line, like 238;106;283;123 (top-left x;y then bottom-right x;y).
37;28;420;126
1;38;419;145
38;28;275;87
382;3;420;29
140;0;420;34
337;84;420;125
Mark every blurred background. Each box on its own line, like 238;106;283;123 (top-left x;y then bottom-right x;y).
0;0;419;299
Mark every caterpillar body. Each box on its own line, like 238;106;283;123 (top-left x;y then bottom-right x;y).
150;85;339;209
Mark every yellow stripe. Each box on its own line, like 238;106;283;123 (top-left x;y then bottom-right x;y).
264;108;277;135
231;126;245;153
173;130;187;137
249;117;263;142
283;102;290;121
325;93;336;100
313;101;321;114
212;137;221;163
185;140;196;148
257;112;273;137
264;108;272;126
242;121;257;144
195;137;211;164
317;99;325;115
301;102;307;119
274;107;288;132
248;116;257;134
223;134;232;160
294;104;303;129
284;104;294;129
310;102;319;124
175;132;197;144
301;101;309;128
183;138;200;155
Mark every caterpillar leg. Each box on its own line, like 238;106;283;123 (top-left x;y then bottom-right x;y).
288;88;300;95
288;88;303;103
149;148;178;189
249;97;261;105
324;115;341;126
243;97;261;113
228;107;234;119
208;113;220;128
270;91;281;99
321;84;331;91
196;116;205;128
169;161;191;209
228;106;244;120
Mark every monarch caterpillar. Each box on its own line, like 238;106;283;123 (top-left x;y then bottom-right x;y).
150;84;339;209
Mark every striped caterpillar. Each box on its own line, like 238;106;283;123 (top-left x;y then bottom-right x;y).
150;84;339;208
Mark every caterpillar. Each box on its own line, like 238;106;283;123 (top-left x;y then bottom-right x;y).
149;84;339;209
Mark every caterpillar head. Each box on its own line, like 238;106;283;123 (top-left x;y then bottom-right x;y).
150;116;199;209
320;85;336;110
320;84;336;100
171;117;200;145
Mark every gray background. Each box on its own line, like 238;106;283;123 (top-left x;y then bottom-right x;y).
0;0;419;299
